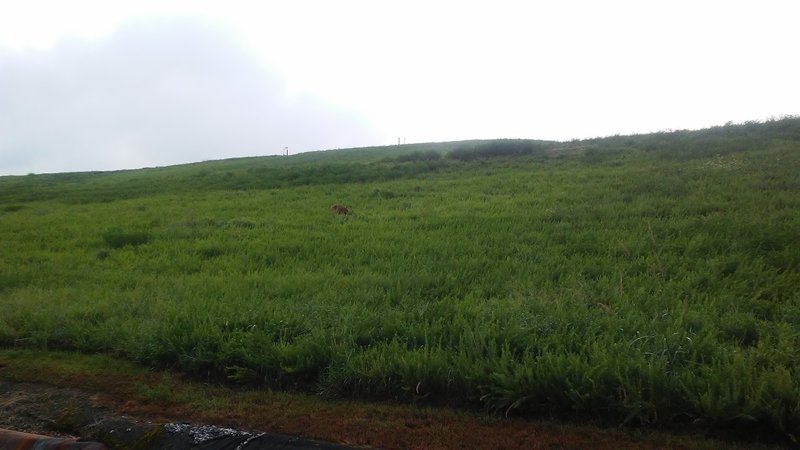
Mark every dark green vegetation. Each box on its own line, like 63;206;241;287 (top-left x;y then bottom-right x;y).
1;118;799;441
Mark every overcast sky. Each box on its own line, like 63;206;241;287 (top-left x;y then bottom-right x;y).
1;1;798;175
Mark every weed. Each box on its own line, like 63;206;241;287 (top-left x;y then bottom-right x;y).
101;228;151;248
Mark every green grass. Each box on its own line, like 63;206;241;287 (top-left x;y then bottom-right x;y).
1;118;799;441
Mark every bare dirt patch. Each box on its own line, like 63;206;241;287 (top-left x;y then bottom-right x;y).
0;380;355;449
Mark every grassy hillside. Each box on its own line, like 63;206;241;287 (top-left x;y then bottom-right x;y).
1;118;799;439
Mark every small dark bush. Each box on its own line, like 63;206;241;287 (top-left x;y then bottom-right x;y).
719;313;760;347
395;151;442;163
0;271;27;292
228;219;256;229
447;140;549;161
2;205;24;212
198;247;224;259
102;229;151;249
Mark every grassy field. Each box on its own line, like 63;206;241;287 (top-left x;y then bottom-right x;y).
1;118;799;441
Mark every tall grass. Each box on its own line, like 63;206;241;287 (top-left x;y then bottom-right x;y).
1;118;798;436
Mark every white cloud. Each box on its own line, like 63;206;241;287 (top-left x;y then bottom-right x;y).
0;1;798;174
0;18;378;175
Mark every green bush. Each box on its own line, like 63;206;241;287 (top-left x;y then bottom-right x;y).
394;150;442;163
102;229;151;248
447;139;550;161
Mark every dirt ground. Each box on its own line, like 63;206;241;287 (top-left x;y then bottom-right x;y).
0;380;356;449
0;380;135;436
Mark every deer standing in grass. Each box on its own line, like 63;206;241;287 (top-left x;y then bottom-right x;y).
330;204;350;215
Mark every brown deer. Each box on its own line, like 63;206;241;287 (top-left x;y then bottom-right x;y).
330;204;350;215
